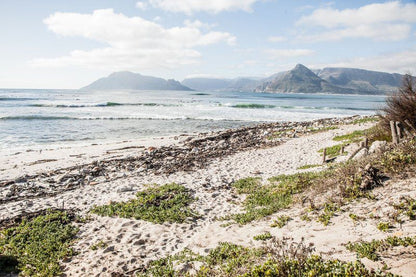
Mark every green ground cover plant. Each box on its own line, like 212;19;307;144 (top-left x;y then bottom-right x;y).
253;232;272;241
0;211;79;276
393;196;416;220
297;164;321;170
333;130;365;143
225;172;328;224
377;222;393;232
352;116;379;125
318;143;348;158
317;202;339;226
91;183;198;224
270;215;292;228
139;238;395;276
346;236;416;261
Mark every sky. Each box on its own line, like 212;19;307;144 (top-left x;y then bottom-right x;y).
0;0;416;89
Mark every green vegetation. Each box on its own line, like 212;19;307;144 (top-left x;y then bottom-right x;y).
349;213;364;222
300;213;311;222
377;222;393;232
90;240;108;251
91;183;198;224
253;232;272;241
317;202;339;226
0;211;79;276
244;255;394;277
333;130;365;143
232;104;276;109
225;172;328;224
139;239;395;276
393;196;416;220
271;215;292;228
138;242;264;277
318;143;347;158
352;116;379;125
346;236;416;261
307;126;338;133
232;177;261;194
375;141;416;174
297;164;321;170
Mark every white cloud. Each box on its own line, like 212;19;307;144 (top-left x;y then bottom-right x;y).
31;9;235;70
265;49;315;59
299;23;411;42
267;36;287;42
297;1;416;41
136;1;148;10
314;48;416;74
146;0;259;14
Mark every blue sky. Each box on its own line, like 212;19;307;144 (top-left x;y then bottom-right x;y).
1;0;416;88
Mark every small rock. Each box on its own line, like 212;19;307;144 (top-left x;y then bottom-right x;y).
117;186;134;193
353;148;369;160
103;246;115;253
369;140;387;154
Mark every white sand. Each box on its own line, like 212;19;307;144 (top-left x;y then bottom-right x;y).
1;122;415;276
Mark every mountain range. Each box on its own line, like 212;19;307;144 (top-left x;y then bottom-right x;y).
82;65;407;94
81;71;192;91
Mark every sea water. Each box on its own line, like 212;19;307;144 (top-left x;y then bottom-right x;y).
0;89;386;150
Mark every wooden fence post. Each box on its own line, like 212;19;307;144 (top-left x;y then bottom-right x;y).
322;148;327;164
340;146;345;155
390;121;398;144
396;121;402;139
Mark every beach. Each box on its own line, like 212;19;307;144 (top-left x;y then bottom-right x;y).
1;115;415;276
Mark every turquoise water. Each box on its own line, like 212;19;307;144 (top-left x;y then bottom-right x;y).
0;89;386;149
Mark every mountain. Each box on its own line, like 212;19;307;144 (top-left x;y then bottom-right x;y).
182;77;260;92
255;64;355;94
81;71;192;91
315;67;403;94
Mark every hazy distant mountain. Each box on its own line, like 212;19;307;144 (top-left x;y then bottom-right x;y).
182;77;260;92
254;64;410;94
255;64;355;94
82;66;407;94
81;71;192;91
315;67;403;94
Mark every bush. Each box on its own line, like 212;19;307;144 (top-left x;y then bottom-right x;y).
380;74;416;131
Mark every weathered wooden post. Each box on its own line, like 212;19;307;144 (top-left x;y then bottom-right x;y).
390;121;398;144
396;121;402;139
322;148;327;164
364;137;369;148
340;146;345;155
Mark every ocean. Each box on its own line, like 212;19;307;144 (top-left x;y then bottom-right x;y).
0;89;386;150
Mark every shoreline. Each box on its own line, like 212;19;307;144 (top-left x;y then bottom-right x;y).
1;115;415;276
0;115;367;181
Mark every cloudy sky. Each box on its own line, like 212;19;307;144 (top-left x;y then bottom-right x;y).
1;0;416;88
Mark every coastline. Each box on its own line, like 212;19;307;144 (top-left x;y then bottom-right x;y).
1;115;415;276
